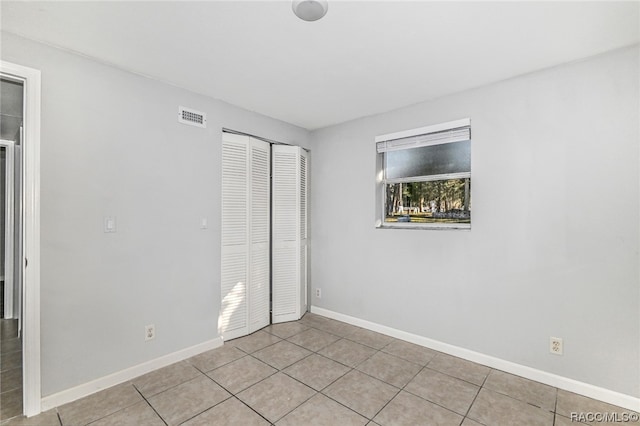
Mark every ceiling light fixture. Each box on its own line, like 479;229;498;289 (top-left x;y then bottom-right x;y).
292;0;328;22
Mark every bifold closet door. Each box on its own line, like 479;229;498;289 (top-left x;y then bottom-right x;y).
272;145;308;323
248;138;270;333
220;133;270;340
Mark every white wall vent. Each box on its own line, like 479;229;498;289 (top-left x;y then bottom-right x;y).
178;106;206;128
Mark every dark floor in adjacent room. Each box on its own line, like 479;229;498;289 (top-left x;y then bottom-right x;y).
1;317;23;422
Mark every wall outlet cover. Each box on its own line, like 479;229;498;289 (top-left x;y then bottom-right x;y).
145;324;155;341
550;337;563;355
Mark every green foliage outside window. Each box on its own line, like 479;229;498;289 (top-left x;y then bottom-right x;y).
385;179;470;224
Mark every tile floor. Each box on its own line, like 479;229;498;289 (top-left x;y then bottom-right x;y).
1;313;637;425
1;319;23;421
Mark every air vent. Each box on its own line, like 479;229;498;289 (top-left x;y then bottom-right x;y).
178;106;206;128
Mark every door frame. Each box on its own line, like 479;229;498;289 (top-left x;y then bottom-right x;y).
1;139;15;319
1;60;42;417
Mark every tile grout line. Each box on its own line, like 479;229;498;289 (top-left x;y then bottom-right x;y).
477;383;559;417
262;320;384;423
240;329;350;422
269;384;318;424
250;340;314;369
553;386;560;426
189;358;274;424
426;352;490;386
285;333;341;353
223;353;280;393
186;345;248;373
280;318;381;368
170;373;238;425
459;366;489;425
74;383;158;426
136;361;210;400
319;384;377;422
370;345;467;422
221;349;316;424
228;395;273;426
171;395;235;426
281;352;352;389
226;330;285;355
354;338;420;420
361;347;404;422
131;384;168;426
397;363;476;420
482;369;559;413
280;352;363;420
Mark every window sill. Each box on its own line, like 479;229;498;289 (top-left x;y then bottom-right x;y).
376;222;471;231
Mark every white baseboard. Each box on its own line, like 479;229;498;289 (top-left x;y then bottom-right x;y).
40;337;223;413
311;306;640;412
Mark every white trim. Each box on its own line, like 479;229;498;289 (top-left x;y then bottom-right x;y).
376;128;470;153
1;140;15;319
378;222;471;230
310;306;640;412
386;171;471;185
40;337;223;413
1;60;42;417
375;118;471;143
14;144;23;336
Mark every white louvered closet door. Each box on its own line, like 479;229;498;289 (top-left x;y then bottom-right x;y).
272;145;308;323
299;149;308;315
220;133;270;340
248;138;271;333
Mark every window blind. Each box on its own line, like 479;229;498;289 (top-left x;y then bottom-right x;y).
376;126;470;153
385;140;470;179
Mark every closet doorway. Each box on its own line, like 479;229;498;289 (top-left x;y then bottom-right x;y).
219;131;308;341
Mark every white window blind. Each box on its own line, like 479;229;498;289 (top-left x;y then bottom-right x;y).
376;127;470;153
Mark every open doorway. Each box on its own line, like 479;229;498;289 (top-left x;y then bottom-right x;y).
0;61;41;419
1;76;24;421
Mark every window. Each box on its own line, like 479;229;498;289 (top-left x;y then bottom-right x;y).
376;119;471;229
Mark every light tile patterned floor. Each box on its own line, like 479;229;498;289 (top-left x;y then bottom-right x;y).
1;319;23;421
2;313;638;425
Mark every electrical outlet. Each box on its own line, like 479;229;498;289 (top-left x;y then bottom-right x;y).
550;337;563;355
315;288;321;298
145;324;155;341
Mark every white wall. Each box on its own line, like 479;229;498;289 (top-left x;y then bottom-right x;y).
0;32;310;396
310;46;639;398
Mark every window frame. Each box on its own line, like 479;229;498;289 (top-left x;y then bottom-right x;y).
375;119;471;230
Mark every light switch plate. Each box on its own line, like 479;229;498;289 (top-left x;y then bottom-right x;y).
104;216;117;233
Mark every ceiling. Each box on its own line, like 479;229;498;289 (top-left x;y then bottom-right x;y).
1;1;638;130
